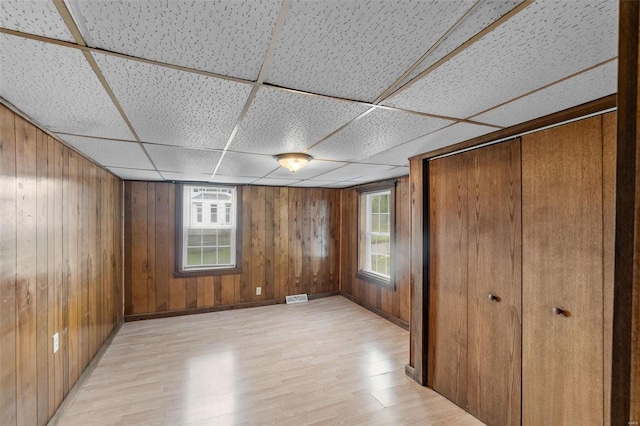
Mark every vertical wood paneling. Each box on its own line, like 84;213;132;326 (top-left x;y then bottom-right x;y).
36;130;49;425
264;187;275;301
124;184;341;315
154;184;169;312
602;111;616;426
522;116;604;425
146;184;156;312
428;154;469;406
130;182;147;314
251;186;265;301
50;141;63;410
15;115;38;425
0;105;123;425
466;140;522;426
0;105;17;426
339;177;411;326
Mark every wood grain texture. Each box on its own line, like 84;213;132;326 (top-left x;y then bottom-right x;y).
466;140;521;426
428;153;469;408
0;104;123;426
522;116;604;425
612;2;640;423
340;177;411;327
602;111;616;426
409;158;426;384
1;104;18;426
124;183;341;316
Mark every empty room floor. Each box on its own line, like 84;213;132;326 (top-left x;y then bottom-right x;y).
56;296;481;425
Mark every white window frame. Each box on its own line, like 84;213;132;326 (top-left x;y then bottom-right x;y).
356;182;395;289
178;184;240;274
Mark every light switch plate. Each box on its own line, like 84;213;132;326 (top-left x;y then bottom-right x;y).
53;333;59;354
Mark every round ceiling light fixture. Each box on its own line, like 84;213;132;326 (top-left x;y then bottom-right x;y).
275;153;312;172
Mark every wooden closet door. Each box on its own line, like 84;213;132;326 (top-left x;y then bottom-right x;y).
428;153;469;408
467;140;522;426
522;116;604;425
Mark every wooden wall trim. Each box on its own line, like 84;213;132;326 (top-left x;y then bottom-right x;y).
340;292;409;331
124;291;341;322
409;158;427;385
410;95;616;161
612;1;640;423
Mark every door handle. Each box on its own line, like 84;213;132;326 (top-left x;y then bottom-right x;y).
488;294;500;302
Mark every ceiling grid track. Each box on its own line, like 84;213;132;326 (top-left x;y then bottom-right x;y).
465;56;619;123
379;0;535;103
372;0;485;105
51;0;164;179
211;0;292;180
0;26;503;129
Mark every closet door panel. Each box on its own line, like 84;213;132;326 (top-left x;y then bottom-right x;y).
467;140;522;426
428;153;469;407
522;116;604;425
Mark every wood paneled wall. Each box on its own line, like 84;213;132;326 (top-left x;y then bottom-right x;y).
124;182;341;316
340;177;411;326
0;104;123;426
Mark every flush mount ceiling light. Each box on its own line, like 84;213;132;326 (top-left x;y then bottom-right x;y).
275;153;313;172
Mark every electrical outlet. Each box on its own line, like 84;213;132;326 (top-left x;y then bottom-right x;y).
53;333;59;354
256;286;262;296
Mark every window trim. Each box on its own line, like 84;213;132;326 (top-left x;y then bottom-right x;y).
174;183;243;278
355;180;396;290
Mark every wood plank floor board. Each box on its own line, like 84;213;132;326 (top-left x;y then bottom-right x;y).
56;297;481;426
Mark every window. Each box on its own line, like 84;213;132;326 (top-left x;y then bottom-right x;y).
175;184;242;277
210;205;218;223
224;203;231;224
357;182;395;288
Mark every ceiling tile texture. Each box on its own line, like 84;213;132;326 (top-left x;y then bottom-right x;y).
0;0;620;187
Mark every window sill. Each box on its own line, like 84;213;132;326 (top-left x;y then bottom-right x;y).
355;270;395;290
174;267;242;278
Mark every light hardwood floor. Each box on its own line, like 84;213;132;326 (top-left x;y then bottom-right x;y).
56;296;482;425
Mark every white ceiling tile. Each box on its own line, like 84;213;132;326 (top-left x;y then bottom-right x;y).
160;172;213;182
209;175;258;185
0;34;134;140
473;60;618;127
145;144;222;174
1;0;75;42
57;134;154;170
107;167;162;181
350;167;410;183
292;180;338;188
73;0;282;80
313;163;394;181
266;159;347;180
384;0;618;118
232;87;369;155
214;152;279;178
267;0;474;102
360;123;496;165
308;108;453;161
252;178;301;187
398;0;524;88
92;52;252;149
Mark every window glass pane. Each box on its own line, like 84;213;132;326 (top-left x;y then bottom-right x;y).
202;247;217;265
218;247;231;264
187;230;202;246
219;229;232;245
186;248;201;266
202;229;217;245
371;194;379;213
381;213;390;233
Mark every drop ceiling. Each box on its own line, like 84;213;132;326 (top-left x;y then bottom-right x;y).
0;0;618;188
